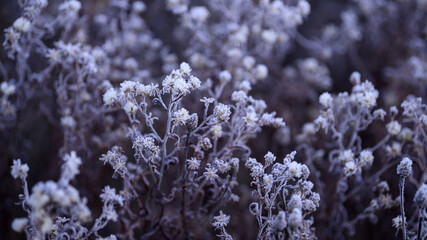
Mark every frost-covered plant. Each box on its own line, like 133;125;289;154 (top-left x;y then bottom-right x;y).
297;72;427;238
10;152;123;239
246;151;319;239
99;62;284;239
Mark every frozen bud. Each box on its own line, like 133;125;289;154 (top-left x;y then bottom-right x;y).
302;199;316;212
135;83;149;96
288;208;302;228
386;121;401;135
100;186;124;205
260;112;285;128
120;80;137;95
146;83;159;96
288;194;302;211
242;56;255;70
397;157;412;178
239;80;252;92
229;193;240;202
200;97;215;107
187;157;201;170
389;106;398;116
359;149;374;166
215;159;231;173
244;110;258;126
211;124;223;139
250;162;264;178
284;151;297;164
314;116;328;129
13;17;31;32
133;136;160;159
255;64;268;80
1;82;16;96
231;90;247;103
11;159;29;179
386;142;401;156
132;1;146;13
350;72;361;85
301;164;310;179
414;184;427;208
230;158;239;171
189;6;209;22
180;62;191;75
188;75;201;90
213;103;231;122
319;92;333;108
199;137;212;150
173;108;190;126
264;152;276;166
204;165;218;181
369;199;380;210
162;71;191;95
300;180;314;193
344;161;357;176
271;163;286;177
392;215;405;229
288;161;302;178
353;81;378;108
212;211;230;229
186;113;198;130
263;174;274;191
401;96;421;117
254;99;267;112
310;192;321;208
219;70;232;82
245;157;258;169
62;151;82;181
373;109;386;120
104;205;118;222
358;91;378;108
339;150;354;163
273;211;287;231
11;218;28;232
123;101;138;115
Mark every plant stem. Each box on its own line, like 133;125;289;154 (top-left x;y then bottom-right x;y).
399;177;407;240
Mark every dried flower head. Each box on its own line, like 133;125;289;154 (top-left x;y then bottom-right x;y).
11;159;29;179
397;157;413;178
